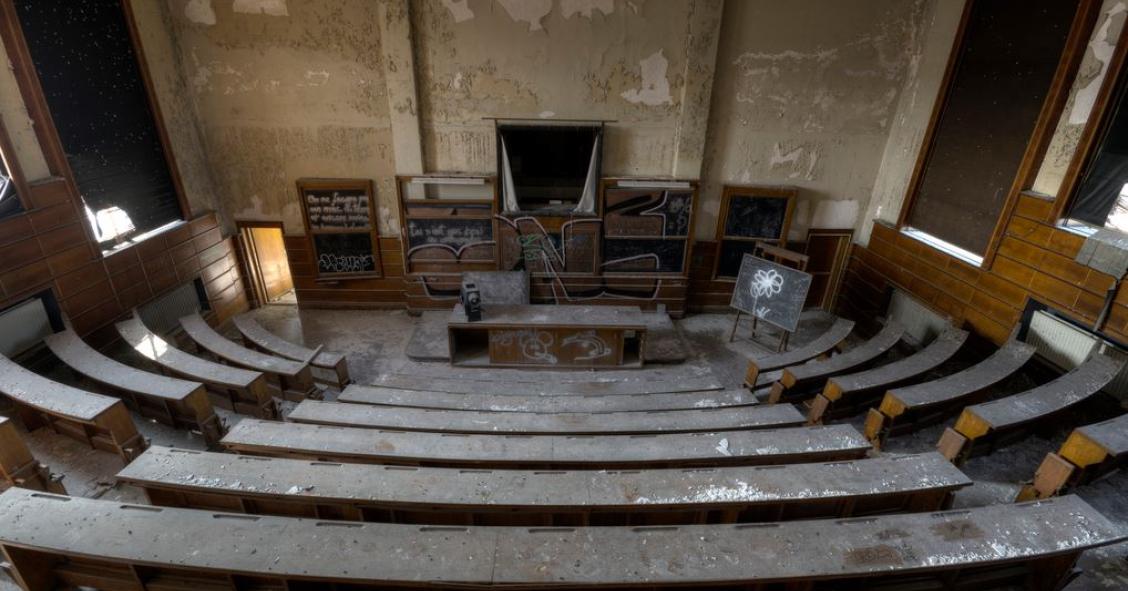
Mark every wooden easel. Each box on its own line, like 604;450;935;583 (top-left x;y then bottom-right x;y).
729;241;809;352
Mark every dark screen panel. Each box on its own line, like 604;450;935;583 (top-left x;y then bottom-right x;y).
15;0;181;243
906;0;1077;255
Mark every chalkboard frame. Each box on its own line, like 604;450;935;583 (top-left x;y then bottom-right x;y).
599;178;699;278
297;178;382;280
395;174;499;278
712;185;797;280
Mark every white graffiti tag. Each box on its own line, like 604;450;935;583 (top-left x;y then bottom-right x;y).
492;329;558;364
319;253;374;273
560;330;613;361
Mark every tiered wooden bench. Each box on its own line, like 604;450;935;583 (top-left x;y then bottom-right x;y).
0;488;1121;590
339;384;758;413
0;416;65;494
374;373;725;395
1018;413;1128;501
117;317;278;419
222;419;871;469
0;354;147;463
287;399;805;435
233;313;350;388
119;446;969;525
768;321;905;403
938;354;1124;464
807;327;968;423
743;317;855;388
45;330;224;446
863;340;1036;446
180;313;319;402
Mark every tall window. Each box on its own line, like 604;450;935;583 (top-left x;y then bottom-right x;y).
1065;58;1128;233
14;0;182;249
902;0;1079;261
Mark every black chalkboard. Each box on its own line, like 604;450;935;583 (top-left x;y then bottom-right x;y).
304;189;371;230
407;218;494;250
730;254;812;333
313;233;377;275
723;195;790;239
602;238;686;273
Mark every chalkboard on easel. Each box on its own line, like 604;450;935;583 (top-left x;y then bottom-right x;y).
713;186;796;279
299;178;382;279
730;254;812;333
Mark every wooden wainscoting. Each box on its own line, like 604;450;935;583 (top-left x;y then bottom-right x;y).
285;235;406;309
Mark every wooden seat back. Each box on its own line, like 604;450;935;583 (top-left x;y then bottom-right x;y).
0;416;65;494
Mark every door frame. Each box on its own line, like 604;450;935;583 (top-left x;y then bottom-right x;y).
235;219;291;308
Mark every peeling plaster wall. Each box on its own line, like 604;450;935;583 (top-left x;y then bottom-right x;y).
413;0;694;176
698;0;933;242
158;0;397;235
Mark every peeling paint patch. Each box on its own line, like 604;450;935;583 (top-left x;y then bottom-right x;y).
232;0;288;17
185;0;216;25
811;200;860;229
621;50;673;106
440;0;474;23
1071;3;1126;124
539;111;556;118
768;142;821;180
302;70;330;87
497;0;553;32
560;0;615;19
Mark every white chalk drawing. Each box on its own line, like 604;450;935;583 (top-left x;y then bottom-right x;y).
318;253;374;274
560;330;613;361
749;268;784;317
730;255;812;333
492;329;558;364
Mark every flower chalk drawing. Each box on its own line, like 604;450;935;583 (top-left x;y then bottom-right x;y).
750;269;784;298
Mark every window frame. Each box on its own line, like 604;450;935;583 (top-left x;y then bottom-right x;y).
0;114;30;216
896;0;1100;267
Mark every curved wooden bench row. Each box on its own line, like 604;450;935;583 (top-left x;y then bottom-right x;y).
0;355;146;463
0;488;1121;590
1017;413;1128;501
338;384;758;413
768;321;905;404
45;330;224;446
807;327;968;423
180;313;319;402
0;416;65;494
938;354;1124;465
287;399;805;435
743;316;855;388
221;419;871;469
116;316;279;419
119;446;970;526
233;313;350;388
373;372;725;396
864;340;1036;447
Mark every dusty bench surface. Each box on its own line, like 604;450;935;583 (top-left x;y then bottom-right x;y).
774;321;905;394
373;373;725;395
338;385;758;413
0;487;1120;588
45;330;202;402
449;304;649;329
1018;413;1128;501
885;340;1035;411
746;317;855;386
181;313;308;377
233;313;345;369
0;354;120;421
117;316;261;389
119;446;969;516
288;399;804;435
1073;413;1128;458
222;419;871;468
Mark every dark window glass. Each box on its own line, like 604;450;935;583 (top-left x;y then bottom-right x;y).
906;0;1077;255
1066;59;1128;232
14;0;181;247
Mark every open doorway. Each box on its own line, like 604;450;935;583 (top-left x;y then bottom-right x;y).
237;221;295;306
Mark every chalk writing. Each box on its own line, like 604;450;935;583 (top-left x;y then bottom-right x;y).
306;190;371;230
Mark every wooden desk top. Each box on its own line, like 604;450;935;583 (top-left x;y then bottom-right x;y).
233;314;344;367
785;321;904;382
45;330;201;402
888;340;1035;409
753;317;855;373
1075;413;1128;457
117;317;261;388
181;313;307;377
829;328;968;393
449;304;649;329
0;354;119;422
0;488;1120;585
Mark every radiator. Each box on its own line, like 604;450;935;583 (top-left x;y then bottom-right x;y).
138;281;206;335
888;289;948;347
1027;310;1128;399
0;298;52;357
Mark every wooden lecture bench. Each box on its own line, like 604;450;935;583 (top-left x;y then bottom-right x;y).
0;416;65;494
119;446;970;525
222;419;872;469
0;354;147;463
743;316;855;388
180;313;319;402
117;316;279;419
373;373;725;395
287;399;805;435
338;384;759;413
45;330;224;446
0;487;1121;590
768;321;905;403
1018;413;1128;501
807;327;968;423
938;353;1124;465
863;340;1036;447
233;313;350;388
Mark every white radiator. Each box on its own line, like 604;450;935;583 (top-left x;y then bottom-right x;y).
888;289;948;347
1027;310;1128;399
0;298;53;357
138;281;205;335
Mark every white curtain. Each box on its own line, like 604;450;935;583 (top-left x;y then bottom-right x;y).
500;136;520;213
573;133;600;214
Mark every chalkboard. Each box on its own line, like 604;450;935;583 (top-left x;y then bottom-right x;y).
714;239;760;279
723;195;790;239
602;238;686;273
713;186;796;279
298;178;381;279
604;189;693;237
313;234;377;274
406;218;493;250
730;254;812;333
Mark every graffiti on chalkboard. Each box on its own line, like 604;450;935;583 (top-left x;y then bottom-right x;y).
318;253;375;274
